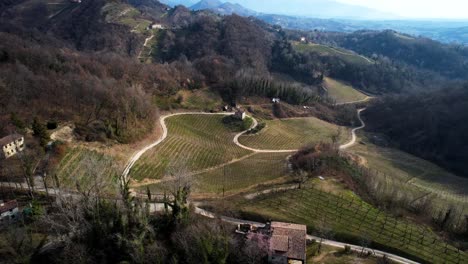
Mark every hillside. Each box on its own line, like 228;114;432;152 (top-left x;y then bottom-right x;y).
364;86;468;178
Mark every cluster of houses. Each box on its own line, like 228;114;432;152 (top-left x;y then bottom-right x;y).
0;134;25;160
237;221;307;264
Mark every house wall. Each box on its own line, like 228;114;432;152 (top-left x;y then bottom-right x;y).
1;137;25;159
269;254;288;264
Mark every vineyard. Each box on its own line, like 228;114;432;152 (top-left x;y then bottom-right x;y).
236;187;467;264
350;133;468;212
323;77;368;104
192;153;291;194
138;152;291;195
238;117;350;150
129;114;252;182
54;147;119;193
292;42;373;65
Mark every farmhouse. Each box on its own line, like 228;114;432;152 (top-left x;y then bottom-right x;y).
0;134;25;159
268;222;307;264
234;109;246;120
0;200;19;224
237;221;307;264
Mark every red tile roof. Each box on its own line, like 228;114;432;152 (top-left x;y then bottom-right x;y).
0;200;18;214
0;134;23;146
270;222;307;261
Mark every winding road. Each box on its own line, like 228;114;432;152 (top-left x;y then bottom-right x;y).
339;108;367;150
122;108;368;183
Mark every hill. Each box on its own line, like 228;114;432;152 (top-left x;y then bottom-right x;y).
364;86;468;178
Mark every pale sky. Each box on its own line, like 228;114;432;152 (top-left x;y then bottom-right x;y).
336;0;468;19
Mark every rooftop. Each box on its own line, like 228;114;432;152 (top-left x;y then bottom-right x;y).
0;134;23;146
0;200;18;214
270;221;307;261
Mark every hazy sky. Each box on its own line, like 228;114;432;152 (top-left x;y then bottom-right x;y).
336;0;467;19
227;0;468;19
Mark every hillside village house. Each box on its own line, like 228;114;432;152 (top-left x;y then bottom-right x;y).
238;221;307;264
0;134;25;159
269;222;307;264
0;200;19;224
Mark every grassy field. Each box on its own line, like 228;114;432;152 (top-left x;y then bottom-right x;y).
102;2;152;34
292;42;373;65
231;184;466;264
238;117;350;150
54;147;119;193
129;115;252;182
350;132;468;213
324;77;368;104
307;244;384;264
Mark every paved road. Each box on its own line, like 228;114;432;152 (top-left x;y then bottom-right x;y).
193;204;420;264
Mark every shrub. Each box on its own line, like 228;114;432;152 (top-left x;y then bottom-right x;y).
47;120;58;130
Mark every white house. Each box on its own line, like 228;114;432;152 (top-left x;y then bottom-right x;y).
0;200;19;224
150;24;165;30
234;110;246;120
0;134;25;159
300;37;306;42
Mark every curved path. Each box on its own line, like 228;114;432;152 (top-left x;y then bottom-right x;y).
122;112;233;183
123;108;368;183
339;108;367;150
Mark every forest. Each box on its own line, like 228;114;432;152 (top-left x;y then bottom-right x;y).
364;85;468;178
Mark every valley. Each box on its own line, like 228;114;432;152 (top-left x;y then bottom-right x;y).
1;0;467;263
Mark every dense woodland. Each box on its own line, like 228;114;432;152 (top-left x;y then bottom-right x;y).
365;85;468;178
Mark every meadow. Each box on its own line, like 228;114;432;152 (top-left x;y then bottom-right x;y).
323;77;368;104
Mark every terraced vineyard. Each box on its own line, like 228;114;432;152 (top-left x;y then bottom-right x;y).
192;153;291;194
238;117;350;150
140;153;291;195
236;187;467;264
130;114;252;182
54;147;119;193
323;77;368;104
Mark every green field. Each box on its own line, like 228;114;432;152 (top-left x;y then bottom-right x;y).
54;147;119;193
130;115;252;182
292;42;373;65
102;2;152;34
324;77;368;104
350;132;468;212
232;185;466;264
238;117;350;150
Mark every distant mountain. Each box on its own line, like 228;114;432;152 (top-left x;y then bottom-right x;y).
190;0;256;16
159;0;198;7
190;0;223;10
